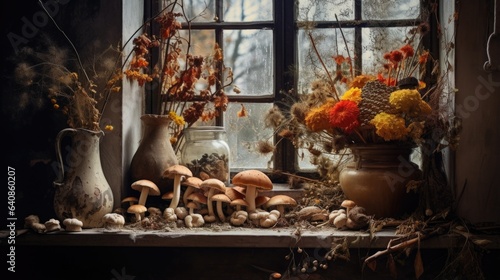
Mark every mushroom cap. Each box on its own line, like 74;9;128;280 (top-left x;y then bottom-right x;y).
63;218;83;227
187;192;208;204
182;176;203;189
200;178;227;193
230;198;249;208
162;164;193;179
232;169;273;191
255;195;271;208
127;204;147;215
265;194;298;208
103;213;125;225
341;199;356;209
131;179;161;196
211;193;232;204
186;201;200;209
121;196;139;204
225;187;245;200
161;191;174;200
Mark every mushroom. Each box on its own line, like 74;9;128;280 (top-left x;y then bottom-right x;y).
181;176;203;206
44;219;61;232
346;206;370;230
333;213;347;229
30;222;47;233
260;209;281;228
102;213;125;231
230;210;248;226
63;218;83;232
231;169;273;213
186;192;208;214
200;178;227;223
211;193;231;222
230;198;249;212
24;214;40;228
163;208;177;222
121;196;139;206
174;207;189;220
131;179;161;206
162;164;193;209
265;194;297;216
341;200;356;217
184;213;205;228
127;204;147;222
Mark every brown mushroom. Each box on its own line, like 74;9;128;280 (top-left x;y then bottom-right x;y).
232;169;273;213
127;204;147;222
181;176;203;206
211;193;232;222
341;200;356;217
162;164;193;209
121;196;139;207
265;195;297;216
200;178;227;222
131;179;161;206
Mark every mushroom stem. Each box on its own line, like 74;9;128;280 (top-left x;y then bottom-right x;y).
168;175;184;209
245;186;257;212
206;188;216;217
138;188;150;206
182;186;194;206
216;201;225;222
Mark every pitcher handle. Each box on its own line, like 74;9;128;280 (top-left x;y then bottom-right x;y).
54;128;77;186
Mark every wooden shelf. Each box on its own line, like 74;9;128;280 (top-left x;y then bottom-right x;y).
8;226;489;249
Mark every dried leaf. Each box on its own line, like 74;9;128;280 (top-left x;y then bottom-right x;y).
366;259;377;271
387;254;397;279
414;248;424;279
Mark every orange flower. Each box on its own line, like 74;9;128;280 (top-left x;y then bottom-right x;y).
333;55;346;65
237;103;248;117
400;44;414;58
328;100;360;133
418;51;429;64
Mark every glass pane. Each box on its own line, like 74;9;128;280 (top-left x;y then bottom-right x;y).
362;0;420;20
224;102;274;169
224;0;273;21
224;29;274;96
361;27;417;74
297;28;355;95
297;0;354;21
170;0;216;22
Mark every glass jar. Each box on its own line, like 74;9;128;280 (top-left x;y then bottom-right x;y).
180;126;230;184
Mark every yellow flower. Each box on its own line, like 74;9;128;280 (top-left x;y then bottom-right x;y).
105;125;114;131
168;111;186;126
340;87;362;104
370;112;409;141
304;100;335;132
348;75;375;89
389;89;431;116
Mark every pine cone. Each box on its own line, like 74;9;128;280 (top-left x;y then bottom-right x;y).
358;80;397;126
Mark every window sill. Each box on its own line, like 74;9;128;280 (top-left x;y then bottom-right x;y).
9;226;499;250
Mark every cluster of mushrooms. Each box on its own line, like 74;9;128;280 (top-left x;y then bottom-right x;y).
118;165;300;228
23;165;371;233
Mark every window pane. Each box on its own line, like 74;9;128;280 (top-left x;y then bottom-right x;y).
173;0;215;22
224;0;273;21
224;102;274;169
224;29;274;96
362;0;420;20
297;28;355;95
297;0;354;22
361;27;416;73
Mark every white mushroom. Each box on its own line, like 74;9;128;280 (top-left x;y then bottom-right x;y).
174;207;189;220
102;213;125;231
63;218;83;232
184;213;205;228
44;219;61;232
24;214;40;228
260;209;281;228
31;222;46;233
163;207;177;222
333;213;347;229
230;210;248;226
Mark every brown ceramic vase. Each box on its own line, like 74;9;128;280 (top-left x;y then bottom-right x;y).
339;144;420;218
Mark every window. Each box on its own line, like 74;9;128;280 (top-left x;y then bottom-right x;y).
151;0;426;181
